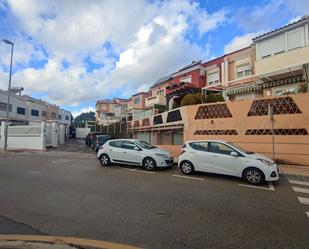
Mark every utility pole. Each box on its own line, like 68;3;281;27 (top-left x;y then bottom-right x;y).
3;39;14;152
268;104;275;160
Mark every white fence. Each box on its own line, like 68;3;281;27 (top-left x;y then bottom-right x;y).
76;127;91;138
0;121;69;150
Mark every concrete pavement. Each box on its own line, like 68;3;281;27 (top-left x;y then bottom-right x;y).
0;150;309;249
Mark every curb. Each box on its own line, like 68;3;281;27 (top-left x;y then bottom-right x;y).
0;235;141;249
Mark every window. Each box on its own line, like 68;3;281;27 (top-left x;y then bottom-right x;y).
157;89;164;96
189;142;208;152
58;114;62;120
207;71;219;85
134;97;140;104
209;142;237;156
272;34;285;54
65;115;70;121
17;107;25;115
51;112;57;119
274;86;298;96
179;75;192;83
287;28;304;50
109;140;123;148
0;102;12;112
259;39;272;58
42;111;47;117
236;64;251;78
136;140;156;149
121;141;138;150
31;109;39;117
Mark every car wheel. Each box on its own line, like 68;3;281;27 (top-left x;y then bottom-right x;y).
99;154;110;167
243;168;264;185
143;157;156;171
180;161;194;175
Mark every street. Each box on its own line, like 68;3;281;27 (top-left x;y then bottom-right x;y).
0;142;308;249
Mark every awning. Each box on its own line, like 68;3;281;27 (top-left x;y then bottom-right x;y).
226;83;262;96
260;75;304;89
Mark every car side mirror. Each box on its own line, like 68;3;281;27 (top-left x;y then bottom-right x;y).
230;151;238;157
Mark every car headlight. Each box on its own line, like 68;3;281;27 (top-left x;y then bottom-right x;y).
257;158;273;166
155;153;168;158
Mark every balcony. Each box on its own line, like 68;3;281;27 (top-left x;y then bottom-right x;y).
255;46;309;75
98;112;120;126
145;94;166;107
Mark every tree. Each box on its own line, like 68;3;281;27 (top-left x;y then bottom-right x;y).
73;111;96;127
206;93;224;103
181;93;204;106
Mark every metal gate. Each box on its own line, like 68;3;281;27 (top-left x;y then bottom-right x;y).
45;123;52;146
137;132;151;144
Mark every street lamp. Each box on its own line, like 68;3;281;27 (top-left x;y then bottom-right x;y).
3;39;14;152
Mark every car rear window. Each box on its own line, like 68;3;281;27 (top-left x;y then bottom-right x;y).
189;142;208;152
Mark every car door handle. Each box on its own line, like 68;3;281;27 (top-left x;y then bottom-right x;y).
122;151;127;153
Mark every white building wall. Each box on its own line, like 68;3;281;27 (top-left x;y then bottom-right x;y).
58;109;71;125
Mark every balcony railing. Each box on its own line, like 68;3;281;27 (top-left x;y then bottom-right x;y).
145;94;166;107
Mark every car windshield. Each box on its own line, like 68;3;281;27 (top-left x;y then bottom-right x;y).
135;140;156;149
227;142;254;154
98;135;110;141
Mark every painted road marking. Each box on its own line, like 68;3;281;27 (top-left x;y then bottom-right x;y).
239;182;275;191
292;186;309;194
297;197;309;205
128;168;155;174
306;212;309;219
288;179;309;187
172;174;205;181
0;235;141;249
118;167;155;174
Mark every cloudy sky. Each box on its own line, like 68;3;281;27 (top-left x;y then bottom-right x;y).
0;0;308;116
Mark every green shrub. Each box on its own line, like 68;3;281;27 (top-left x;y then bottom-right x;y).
181;93;204;106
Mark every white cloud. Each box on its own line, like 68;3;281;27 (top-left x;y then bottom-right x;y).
71;106;95;118
224;32;260;54
1;0;228;111
236;0;308;32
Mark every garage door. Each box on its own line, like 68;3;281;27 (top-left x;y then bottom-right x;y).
137;132;151;144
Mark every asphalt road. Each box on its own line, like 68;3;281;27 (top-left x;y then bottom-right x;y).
0;144;308;249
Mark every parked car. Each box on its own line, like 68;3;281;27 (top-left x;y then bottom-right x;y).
97;139;174;171
85;132;103;146
69;125;76;138
92;134;111;152
178;140;279;185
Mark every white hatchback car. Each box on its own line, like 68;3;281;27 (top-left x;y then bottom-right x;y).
97;139;174;170
178;140;279;184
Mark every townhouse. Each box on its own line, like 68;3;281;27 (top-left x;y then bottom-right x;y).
0;88;72;125
96;98;129;126
226;15;309;99
97;16;309;148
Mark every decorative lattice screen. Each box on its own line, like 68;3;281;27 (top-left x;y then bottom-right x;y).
245;128;308;135
247;96;301;116
195;103;232;119
194;129;238;135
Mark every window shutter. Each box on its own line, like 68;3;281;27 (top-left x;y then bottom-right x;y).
207;71;219;84
272;34;285;54
287;28;304;50
259;39;271;58
236;64;250;73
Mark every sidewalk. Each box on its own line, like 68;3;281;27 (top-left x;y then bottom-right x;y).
279;164;309;180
